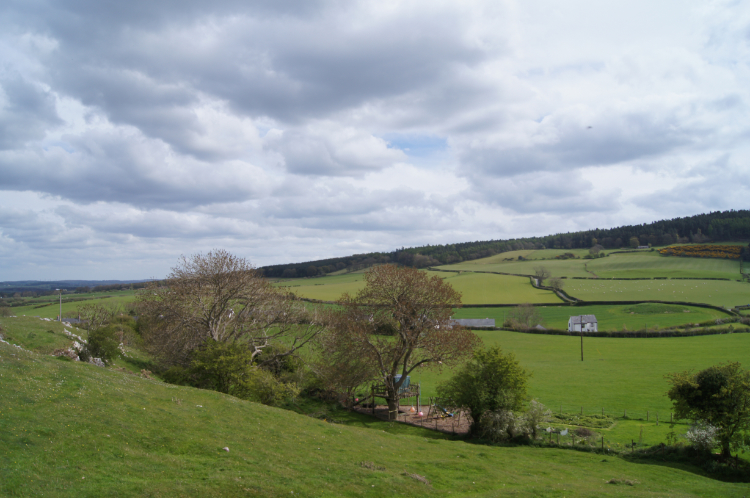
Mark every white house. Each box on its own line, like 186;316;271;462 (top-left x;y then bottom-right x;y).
568;315;598;333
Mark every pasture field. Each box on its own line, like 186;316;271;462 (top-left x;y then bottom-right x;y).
564;278;750;308
452;303;728;331
438;256;593;278
425;271;559;304
587;251;741;279
9;291;138;320
2;326;747;497
438;248;743;280
274;272;366;301
281;271;561;305
411;329;750;419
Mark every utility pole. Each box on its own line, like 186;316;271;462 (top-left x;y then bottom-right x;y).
580;315;584;361
56;289;66;321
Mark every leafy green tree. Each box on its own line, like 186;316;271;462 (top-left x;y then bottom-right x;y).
189;340;299;406
667;362;750;457
437;346;529;435
629;236;640;248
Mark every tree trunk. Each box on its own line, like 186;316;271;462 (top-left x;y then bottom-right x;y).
721;441;731;458
386;389;399;421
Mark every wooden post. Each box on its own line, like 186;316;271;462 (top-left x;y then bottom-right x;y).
580;406;583;415
580;316;584;361
656;412;659;426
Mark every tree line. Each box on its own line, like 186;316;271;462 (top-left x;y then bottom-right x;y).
261;210;750;277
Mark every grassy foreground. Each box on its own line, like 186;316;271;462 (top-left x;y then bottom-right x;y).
2;339;749;496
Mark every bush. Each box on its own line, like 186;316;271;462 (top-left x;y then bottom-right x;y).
0;307;10;317
84;327;122;365
437;346;529;435
684;423;718;454
480;410;526;442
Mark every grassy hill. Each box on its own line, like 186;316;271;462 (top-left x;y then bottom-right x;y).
2;316;749;497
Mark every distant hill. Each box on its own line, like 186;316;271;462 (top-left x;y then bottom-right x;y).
0;279;154;296
261;209;750;278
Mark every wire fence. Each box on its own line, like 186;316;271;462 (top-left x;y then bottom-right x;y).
552;404;681;424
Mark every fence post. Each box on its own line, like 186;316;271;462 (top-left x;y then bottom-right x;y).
656;412;659;426
580;406;583;415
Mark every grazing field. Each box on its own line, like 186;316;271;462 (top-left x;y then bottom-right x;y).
587;251;741;279
274;272;367;301
438;248;743;280
9;291;138;320
425;271;560;304
411;329;750;418
564;279;750;308
280;271;561;305
453;303;729;331
2;326;747;497
438;255;593;278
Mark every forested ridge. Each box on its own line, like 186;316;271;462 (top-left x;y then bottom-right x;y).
261;210;750;278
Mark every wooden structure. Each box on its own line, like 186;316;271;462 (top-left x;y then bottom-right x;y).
369;376;421;418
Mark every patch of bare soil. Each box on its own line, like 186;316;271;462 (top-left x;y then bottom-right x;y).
353;404;471;435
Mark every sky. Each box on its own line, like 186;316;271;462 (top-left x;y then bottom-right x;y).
1;0;749;280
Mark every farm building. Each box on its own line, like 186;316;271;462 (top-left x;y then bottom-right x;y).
450;318;495;328
568;315;598;333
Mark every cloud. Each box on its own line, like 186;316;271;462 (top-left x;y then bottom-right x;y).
1;0;749;279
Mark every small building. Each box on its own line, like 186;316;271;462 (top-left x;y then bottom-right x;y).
450;318;495;328
568;315;597;333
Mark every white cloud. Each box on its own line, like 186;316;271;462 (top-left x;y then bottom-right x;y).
0;0;749;279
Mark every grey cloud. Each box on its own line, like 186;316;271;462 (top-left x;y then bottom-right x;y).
458;108;699;177
465;170;622;215
0;75;61;149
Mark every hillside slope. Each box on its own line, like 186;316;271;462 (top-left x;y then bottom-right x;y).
1;318;747;497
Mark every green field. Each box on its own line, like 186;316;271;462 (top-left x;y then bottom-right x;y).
437;248;743;280
2;318;748;496
453;303;728;331
426;272;559;304
564;279;750;308
9;291;138;320
279;271;561;305
410;329;750;419
274;272;366;301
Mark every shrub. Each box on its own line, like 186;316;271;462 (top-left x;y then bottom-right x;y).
480;410;525;442
684;423;718;454
84;327;122;365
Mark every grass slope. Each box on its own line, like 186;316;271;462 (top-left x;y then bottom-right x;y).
277;272;561;305
438;249;742;280
425;271;560;304
11;291;138;320
564;279;750;308
2;335;747;496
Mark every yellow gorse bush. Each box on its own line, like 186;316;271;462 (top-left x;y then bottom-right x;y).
658;244;741;259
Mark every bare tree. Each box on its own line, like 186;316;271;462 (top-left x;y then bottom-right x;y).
588;244;603;256
548;277;564;292
330;265;480;418
533;266;551;284
137;249;328;367
504;303;543;331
